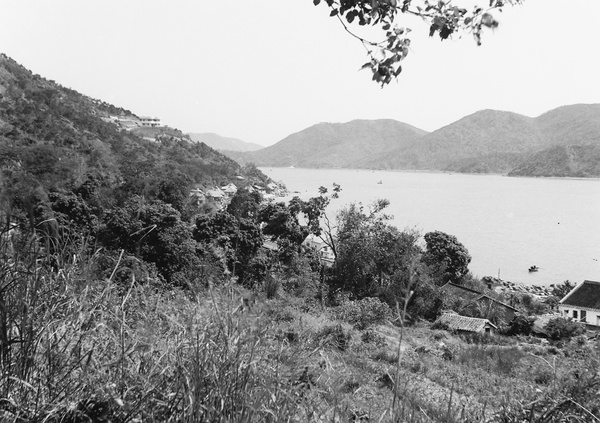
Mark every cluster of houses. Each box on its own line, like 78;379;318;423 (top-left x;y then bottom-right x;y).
433;279;600;336
189;179;287;211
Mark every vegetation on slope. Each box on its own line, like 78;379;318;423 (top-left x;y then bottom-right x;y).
508;145;600;178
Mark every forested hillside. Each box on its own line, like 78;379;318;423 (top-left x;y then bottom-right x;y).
0;54;262;204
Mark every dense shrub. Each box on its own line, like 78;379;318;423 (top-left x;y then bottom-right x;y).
331;297;393;330
503;314;535;336
315;324;352;351
544;317;585;341
360;328;388;347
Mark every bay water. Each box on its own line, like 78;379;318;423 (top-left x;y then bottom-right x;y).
260;167;600;287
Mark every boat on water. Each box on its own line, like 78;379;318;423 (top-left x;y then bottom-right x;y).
528;265;539;272
377;180;382;184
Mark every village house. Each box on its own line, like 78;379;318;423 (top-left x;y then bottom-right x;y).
220;183;238;197
205;188;226;208
559;280;600;326
189;187;205;206
302;234;335;267
440;282;519;324
434;312;497;335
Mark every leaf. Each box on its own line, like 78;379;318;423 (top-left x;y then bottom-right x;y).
330;9;339;17
360;62;373;70
347;10;357;23
313;0;320;5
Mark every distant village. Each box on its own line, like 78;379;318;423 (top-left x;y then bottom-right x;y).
189;179;288;211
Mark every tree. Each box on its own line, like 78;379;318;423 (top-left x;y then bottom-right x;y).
99;197;201;285
296;183;341;258
259;202;308;245
194;210;264;285
312;0;520;85
552;280;576;299
226;188;262;221
332;200;421;299
423;230;471;284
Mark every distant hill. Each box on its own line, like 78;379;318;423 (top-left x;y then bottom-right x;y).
231;104;600;177
356;110;546;172
188;133;263;152
229;119;427;168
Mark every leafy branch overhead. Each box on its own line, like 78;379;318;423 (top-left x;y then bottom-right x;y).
313;0;522;85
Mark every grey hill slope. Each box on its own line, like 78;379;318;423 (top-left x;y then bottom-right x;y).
229;119;427;168
224;104;600;177
188;132;263;152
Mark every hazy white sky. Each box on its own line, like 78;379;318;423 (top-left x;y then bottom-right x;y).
1;1;599;146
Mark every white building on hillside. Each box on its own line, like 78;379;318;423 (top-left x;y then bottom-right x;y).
302;234;335;267
559;280;600;326
139;116;161;127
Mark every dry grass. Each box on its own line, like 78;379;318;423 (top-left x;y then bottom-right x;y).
2;225;600;422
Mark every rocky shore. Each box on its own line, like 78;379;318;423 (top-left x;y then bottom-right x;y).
482;276;555;298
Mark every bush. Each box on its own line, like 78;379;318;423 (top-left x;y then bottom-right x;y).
331;297;393;330
315;324;352;351
503;314;535;336
544;317;585;341
360;329;388;347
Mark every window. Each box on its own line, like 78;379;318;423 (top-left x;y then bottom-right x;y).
563;309;569;316
581;310;587;322
573;310;578;319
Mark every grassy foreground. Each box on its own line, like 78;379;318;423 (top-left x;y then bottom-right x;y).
1;234;599;422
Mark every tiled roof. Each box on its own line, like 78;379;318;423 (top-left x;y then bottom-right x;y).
441;283;519;312
441;282;482;301
435;313;496;333
560;280;600;310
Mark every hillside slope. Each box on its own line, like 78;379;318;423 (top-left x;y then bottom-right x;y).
229;119;427;168
508;145;600;177
0;54;264;206
188;132;263;152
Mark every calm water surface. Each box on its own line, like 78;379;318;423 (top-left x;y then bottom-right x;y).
260;167;600;287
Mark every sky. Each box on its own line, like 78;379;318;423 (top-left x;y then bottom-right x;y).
1;0;599;146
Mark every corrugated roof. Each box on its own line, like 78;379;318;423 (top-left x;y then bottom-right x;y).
560;280;600;310
435;313;496;333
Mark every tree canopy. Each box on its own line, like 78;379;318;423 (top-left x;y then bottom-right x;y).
423;230;471;284
313;0;522;85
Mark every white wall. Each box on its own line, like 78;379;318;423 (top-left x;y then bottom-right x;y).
559;305;600;326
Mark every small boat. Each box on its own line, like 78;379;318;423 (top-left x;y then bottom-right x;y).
377;180;383;184
528;265;539;272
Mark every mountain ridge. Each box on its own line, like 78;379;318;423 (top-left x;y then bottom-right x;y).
225;104;600;177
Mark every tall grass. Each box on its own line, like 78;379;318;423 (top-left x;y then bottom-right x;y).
0;222;311;422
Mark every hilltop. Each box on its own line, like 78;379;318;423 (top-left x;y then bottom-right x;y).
227;105;600;177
